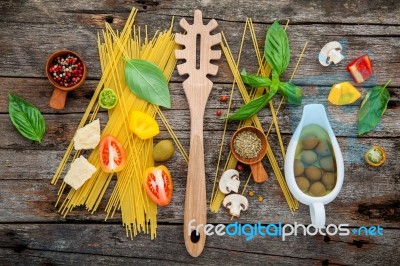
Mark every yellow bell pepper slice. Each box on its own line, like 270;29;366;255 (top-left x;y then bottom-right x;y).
328;82;361;105
129;110;159;139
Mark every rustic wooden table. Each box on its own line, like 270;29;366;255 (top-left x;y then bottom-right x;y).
0;1;399;265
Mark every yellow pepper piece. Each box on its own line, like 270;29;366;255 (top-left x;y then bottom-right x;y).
328;82;361;105
129;110;160;139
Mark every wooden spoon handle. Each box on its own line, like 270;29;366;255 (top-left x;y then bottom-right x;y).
184;134;207;257
49;87;67;110
250;162;268;183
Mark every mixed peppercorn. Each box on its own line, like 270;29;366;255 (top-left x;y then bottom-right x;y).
49;54;84;87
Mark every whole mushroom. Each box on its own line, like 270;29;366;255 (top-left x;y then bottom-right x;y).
319;41;344;66
218;169;240;194
223;194;249;217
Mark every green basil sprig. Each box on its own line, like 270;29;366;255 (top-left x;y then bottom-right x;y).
358;80;391;135
265;21;290;76
125;59;171;108
225;21;302;121
8;93;46;143
223;92;276;121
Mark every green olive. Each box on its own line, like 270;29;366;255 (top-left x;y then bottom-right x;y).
315;140;332;157
294;159;305;176
301;150;318;165
153;140;175;162
322;172;336;190
305;167;322;181
309;182;326;197
301;134;319;150
320;156;335;172
295;177;310;193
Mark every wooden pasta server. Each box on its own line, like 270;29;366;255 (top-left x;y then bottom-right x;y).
175;10;221;257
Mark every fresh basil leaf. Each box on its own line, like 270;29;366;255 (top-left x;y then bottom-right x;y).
241;69;271;87
224;92;276;121
264;21;290;76
270;83;279;95
278;82;302;105
8;93;46;143
271;69;280;82
358;84;390;135
125;59;171;108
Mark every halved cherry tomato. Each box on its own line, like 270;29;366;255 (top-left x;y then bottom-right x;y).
98;88;118;109
365;146;386;167
143;165;173;206
346;55;373;84
99;135;126;173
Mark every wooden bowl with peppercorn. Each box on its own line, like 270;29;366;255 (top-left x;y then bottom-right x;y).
46;50;87;110
230;126;268;183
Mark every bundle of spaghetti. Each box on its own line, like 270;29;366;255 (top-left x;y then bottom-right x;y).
51;8;138;186
210;19;304;213
52;8;185;239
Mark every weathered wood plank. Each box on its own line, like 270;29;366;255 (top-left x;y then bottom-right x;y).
1;0;399;25
1;78;399;116
0;9;400;86
0;224;398;265
1;79;399;145
0;134;398;227
0;1;399;263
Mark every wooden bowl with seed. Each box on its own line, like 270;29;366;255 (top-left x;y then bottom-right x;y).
230;126;268;183
45;50;87;110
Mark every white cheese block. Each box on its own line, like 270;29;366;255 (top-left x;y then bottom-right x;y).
63;155;97;190
73;119;101;150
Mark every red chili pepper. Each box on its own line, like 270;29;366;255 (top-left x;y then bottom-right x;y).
346;55;373;84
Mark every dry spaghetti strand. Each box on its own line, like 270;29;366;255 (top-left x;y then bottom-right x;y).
51;8;184;239
211;19;306;214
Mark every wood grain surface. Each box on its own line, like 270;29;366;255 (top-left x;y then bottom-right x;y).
0;0;399;265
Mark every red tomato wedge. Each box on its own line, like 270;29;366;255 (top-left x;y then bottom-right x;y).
143;165;173;206
346;54;373;83
99;135;126;173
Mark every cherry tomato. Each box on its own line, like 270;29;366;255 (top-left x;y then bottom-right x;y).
365;146;386;167
143;165;173;206
216;110;222;116
99;135;127;173
220;96;228;102
99;88;118;109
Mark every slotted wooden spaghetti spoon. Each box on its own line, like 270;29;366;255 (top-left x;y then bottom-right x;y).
175;10;221;257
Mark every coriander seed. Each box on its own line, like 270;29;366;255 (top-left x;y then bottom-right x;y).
233;130;261;159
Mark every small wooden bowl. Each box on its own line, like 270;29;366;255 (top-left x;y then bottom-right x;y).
45;50;87;110
230;126;268;183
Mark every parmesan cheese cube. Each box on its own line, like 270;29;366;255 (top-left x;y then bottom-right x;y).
64;156;97;190
73;119;101;150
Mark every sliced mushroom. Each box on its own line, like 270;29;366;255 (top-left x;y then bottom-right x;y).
218;169;240;194
319;41;344;66
223;194;249;217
